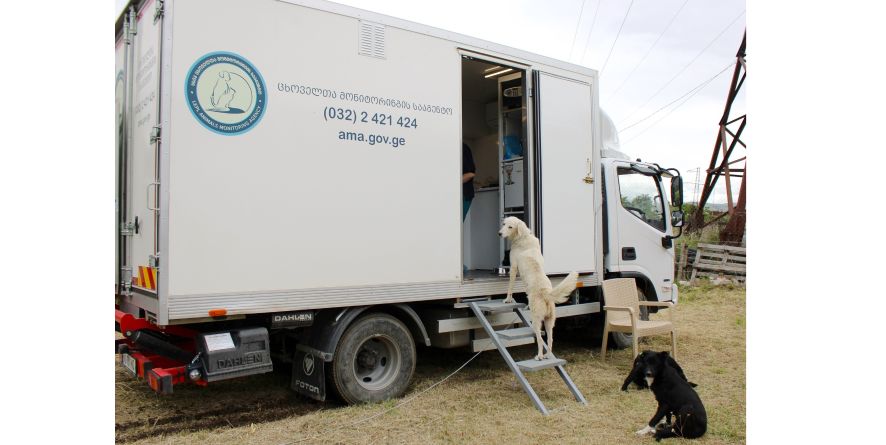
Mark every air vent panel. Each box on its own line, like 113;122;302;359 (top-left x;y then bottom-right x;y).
358;21;386;59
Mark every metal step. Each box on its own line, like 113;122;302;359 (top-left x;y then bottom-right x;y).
452;297;491;308
476;300;526;313
516;357;567;372
496;326;535;341
471;335;534;352
438;302;600;333
466;301;586;415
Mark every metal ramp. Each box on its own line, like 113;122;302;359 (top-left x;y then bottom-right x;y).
467;300;587;415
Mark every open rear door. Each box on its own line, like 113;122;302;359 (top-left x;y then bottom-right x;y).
533;71;596;274
124;1;164;295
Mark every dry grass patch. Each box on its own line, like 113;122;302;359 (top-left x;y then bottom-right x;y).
117;284;745;444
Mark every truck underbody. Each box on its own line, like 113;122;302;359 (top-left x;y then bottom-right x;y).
115;274;609;398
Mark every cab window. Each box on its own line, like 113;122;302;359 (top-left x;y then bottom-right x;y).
617;167;666;232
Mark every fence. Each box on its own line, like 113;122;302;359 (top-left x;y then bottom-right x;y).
676;243;746;285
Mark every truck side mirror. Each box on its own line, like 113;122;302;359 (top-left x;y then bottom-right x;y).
670;176;683;208
672;210;685;228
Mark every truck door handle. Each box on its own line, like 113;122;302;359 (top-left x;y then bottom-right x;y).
622;247;636;261
146;182;160;212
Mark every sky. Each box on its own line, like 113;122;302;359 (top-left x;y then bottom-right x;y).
115;0;746;205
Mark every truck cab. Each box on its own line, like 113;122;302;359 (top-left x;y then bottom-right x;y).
599;111;684;305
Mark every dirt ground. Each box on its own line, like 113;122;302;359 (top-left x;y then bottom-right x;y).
115;283;745;444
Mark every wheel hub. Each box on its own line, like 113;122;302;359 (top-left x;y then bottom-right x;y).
357;348;379;369
352;336;400;391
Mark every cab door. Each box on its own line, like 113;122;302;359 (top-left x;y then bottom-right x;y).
609;162;676;300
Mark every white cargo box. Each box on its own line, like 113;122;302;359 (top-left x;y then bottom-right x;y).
116;0;603;325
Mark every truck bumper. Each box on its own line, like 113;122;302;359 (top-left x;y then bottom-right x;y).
115;310;272;394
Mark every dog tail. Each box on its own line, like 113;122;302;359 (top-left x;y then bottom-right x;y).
550;271;578;304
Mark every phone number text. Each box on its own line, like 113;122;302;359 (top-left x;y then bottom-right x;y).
323;107;419;129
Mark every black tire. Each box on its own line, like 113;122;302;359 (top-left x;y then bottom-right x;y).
609;286;650;349
328;313;416;405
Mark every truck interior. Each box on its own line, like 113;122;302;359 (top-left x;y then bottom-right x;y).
460;57;530;281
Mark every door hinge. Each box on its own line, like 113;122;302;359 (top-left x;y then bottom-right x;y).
153;0;165;23
528;87;533;98
120;266;133;296
150;126;161;144
123;16;131;45
128;8;138;40
148;254;160;268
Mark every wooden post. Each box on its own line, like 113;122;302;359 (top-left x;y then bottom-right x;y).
677;242;689;281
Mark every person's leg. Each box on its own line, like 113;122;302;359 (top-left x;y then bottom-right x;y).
462;198;473;274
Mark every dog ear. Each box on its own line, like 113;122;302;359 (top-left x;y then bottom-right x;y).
658;351;670;361
516;219;529;238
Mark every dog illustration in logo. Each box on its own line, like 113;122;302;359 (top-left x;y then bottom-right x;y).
209;71;237;112
187;52;265;135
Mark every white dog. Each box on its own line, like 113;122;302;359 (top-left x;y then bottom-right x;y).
499;216;578;360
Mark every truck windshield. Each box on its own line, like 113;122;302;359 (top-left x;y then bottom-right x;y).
617;167;666;232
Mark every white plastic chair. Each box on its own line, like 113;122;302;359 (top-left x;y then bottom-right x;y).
600;278;676;360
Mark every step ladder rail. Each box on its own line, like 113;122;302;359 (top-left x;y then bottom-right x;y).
467;302;550;415
513;309;588;405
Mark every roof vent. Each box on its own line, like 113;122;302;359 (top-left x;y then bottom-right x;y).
358;21;386;59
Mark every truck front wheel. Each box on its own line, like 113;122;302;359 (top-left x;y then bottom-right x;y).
329;313;416;404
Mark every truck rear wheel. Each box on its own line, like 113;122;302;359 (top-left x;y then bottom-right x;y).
329;313;416;404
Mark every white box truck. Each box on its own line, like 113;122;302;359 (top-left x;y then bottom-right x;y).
115;0;686;403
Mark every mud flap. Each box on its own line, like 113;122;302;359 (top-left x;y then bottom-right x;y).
291;350;325;401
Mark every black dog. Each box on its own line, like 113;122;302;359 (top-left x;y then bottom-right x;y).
622;351;697;391
630;351;706;441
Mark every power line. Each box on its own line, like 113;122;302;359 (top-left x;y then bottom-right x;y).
619;61;734;139
606;0;691;100
619;84;707;146
600;0;636;76
569;0;589;59
620;62;733;141
579;0;602;64
617;10;745;126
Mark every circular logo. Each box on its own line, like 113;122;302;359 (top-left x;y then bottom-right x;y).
185;51;266;135
303;353;315;376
